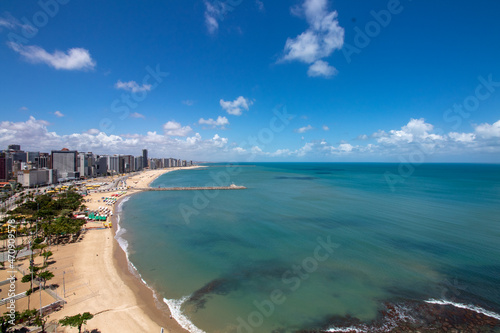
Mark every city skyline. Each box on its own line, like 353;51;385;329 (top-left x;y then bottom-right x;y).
1;1;500;162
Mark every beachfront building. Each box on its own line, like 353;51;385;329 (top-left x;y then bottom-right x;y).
0;153;12;181
51;148;80;180
107;155;120;175
38;153;50;169
79;152;95;178
142;149;148;169
135;156;144;171
94;155;108;176
119;155;135;173
17;169;58;187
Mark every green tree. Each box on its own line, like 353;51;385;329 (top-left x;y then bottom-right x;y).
0;311;19;333
38;270;54;290
33;312;47;333
41;250;53;266
59;312;94;333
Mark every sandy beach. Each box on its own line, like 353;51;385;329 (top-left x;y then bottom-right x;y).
45;166;204;332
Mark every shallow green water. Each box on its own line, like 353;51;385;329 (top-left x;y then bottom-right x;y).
117;163;500;332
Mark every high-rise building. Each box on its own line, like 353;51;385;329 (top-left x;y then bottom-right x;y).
135;156;143;171
17;169;57;187
0;153;11;181
8;144;21;152
142;149;148;169
39;153;50;169
51;149;79;180
119;155;134;173
107;155;120;175
78;152;95;178
94;156;108;176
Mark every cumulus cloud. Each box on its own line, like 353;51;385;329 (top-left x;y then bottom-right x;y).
232;118;500;160
280;0;344;77
163;121;193;137
322;125;330;131
86;129;100;135
19;106;29;111
295;125;314;133
0;116;229;160
199;116;229;128
8;42;96;70
374;118;444;145
220;96;253;116
130;112;145;119
3;116;500;162
307;60;338;78
115;80;152;93
449;132;475;143
53;111;64;117
474;120;500;138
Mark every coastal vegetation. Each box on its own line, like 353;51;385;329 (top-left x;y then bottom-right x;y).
59;312;94;333
0;189;87;332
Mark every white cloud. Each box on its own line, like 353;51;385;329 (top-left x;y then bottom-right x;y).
375;118;444;145
130;112;145;119
163;121;193;137
295;125;314;133
53;111;64;117
0;117;231;160
307;60;338;77
8;42;96;71
86;129;100;135
3;116;500;162
233;147;247;154
338;143;353;152
19;106;29;111
204;1;224;34
449;132;476;143
220;96;253;116
356;134;368;140
270;149;292;157
115;80;152;93
199;116;229;127
211;134;228;147
322;125;330;131
280;0;344;77
474;120;500;138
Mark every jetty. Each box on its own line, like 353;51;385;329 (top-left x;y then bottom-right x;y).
136;184;247;191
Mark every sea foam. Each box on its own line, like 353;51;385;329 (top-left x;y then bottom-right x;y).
163;296;207;333
425;299;500;321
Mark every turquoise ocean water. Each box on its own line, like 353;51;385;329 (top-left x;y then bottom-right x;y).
116;163;500;332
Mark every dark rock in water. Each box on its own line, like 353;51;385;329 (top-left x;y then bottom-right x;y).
187;278;238;311
299;300;500;332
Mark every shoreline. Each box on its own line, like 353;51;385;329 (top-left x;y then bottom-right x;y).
111;166;206;333
48;166;205;332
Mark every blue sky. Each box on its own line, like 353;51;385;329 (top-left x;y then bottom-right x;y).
1;0;500;162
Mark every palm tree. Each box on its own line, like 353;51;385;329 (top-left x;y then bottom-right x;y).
59;312;94;333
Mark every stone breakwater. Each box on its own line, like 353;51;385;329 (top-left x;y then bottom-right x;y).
137;185;247;191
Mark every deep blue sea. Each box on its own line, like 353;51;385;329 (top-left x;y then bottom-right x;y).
116;163;500;332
